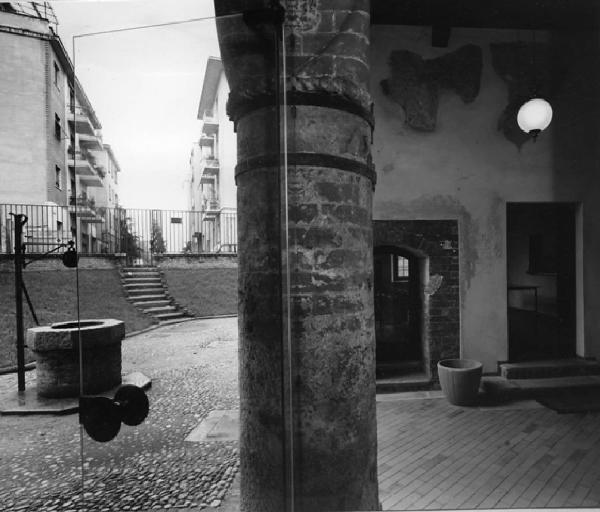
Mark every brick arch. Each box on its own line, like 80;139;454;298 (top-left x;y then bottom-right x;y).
374;220;460;383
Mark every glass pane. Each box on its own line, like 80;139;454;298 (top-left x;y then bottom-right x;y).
71;4;248;510
281;4;600;512
0;2;266;511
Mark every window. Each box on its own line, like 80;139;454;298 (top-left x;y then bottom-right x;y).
54;62;60;89
55;166;62;189
55;114;61;140
392;255;409;282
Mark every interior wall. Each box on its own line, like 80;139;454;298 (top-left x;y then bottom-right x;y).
371;25;600;370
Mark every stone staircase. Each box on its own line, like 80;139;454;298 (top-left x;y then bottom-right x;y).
482;358;600;401
121;266;191;323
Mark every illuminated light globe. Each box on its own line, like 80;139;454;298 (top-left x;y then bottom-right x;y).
517;98;553;140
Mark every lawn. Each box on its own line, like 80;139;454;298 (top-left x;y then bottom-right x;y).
0;269;155;369
162;268;237;318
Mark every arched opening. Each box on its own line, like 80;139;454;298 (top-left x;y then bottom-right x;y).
374;245;426;378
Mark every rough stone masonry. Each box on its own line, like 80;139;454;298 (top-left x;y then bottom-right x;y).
215;1;378;510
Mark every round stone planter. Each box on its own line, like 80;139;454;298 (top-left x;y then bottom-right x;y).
437;359;483;406
28;319;125;398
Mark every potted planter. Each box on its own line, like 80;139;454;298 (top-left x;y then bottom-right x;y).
437;359;482;406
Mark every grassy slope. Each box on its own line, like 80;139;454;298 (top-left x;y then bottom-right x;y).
162;268;237;318
0;269;155;368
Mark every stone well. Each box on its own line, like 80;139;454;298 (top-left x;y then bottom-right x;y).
28;319;125;398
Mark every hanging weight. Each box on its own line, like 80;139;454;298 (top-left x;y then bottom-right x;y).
79;385;149;442
114;384;149;426
62;240;78;268
79;396;121;443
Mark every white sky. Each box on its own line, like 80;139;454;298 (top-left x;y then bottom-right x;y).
50;0;221;210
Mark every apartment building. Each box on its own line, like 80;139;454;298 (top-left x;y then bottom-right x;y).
0;2;120;253
186;57;237;252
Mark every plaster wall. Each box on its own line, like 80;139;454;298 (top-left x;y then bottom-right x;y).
0;16;49;204
371;25;600;370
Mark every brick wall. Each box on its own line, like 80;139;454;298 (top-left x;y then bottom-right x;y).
374;220;460;380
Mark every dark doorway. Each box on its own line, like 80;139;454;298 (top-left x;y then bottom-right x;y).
507;203;577;361
374;246;423;377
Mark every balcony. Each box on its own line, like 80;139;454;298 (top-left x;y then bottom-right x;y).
78;132;103;151
205;158;219;169
203;198;220;219
69;195;100;222
202;116;218;136
67;106;95;136
68;152;103;187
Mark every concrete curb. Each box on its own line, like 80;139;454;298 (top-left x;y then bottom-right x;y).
124;314;238;339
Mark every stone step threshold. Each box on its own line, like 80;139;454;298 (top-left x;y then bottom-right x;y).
500;358;600;379
376;372;433;394
0;372;151;416
482;374;600;400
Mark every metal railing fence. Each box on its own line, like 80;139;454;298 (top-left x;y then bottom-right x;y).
0;204;237;264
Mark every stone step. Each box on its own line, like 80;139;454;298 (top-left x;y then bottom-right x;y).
121;267;160;276
142;305;177;314
132;299;172;308
130;294;169;303
123;282;163;289
121;269;159;276
122;277;162;282
482;375;600;401
155;311;188;321
127;288;166;296
376;377;434;394
499;358;600;379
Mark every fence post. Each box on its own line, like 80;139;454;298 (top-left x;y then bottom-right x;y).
10;213;27;392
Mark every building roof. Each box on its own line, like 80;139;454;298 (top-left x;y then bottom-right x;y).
197;57;223;120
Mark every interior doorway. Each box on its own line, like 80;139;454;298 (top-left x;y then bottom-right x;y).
506;203;577;361
374;246;424;377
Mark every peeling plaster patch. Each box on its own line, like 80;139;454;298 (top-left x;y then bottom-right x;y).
425;274;444;295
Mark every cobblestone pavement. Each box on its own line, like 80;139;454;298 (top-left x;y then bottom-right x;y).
0;317;239;512
378;393;600;510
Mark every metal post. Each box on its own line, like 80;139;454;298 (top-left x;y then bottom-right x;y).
10;213;27;392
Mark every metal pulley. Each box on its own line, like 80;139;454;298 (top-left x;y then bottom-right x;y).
79;384;149;443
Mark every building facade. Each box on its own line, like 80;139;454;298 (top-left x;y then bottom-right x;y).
187;56;237;252
0;2;121;253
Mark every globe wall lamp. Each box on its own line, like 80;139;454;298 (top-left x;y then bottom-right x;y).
517;97;553;141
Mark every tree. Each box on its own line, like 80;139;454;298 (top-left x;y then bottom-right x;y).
150;221;166;254
116;209;140;265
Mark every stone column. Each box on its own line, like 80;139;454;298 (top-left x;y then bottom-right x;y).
215;1;378;510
